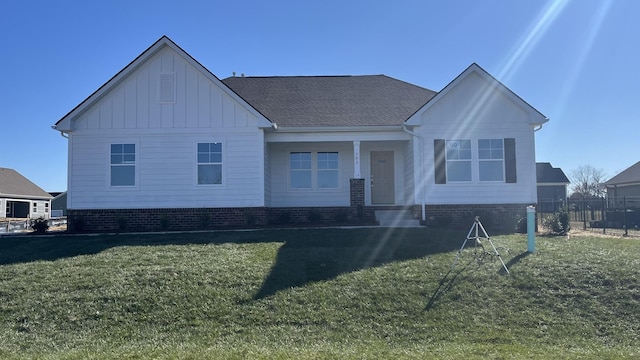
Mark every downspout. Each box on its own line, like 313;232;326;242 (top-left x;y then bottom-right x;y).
402;124;426;222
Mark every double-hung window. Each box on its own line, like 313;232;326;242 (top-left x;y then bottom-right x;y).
110;144;136;186
445;140;472;182
317;152;339;188
197;142;223;185
478;139;504;181
290;152;312;189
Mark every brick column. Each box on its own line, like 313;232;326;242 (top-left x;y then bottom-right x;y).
350;178;365;207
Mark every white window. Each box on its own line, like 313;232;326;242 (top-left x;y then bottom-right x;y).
197;143;223;185
478;139;504;181
290;152;312;189
45;203;49;213
317;152;339;188
446;140;471;182
32;202;37;213
110;144;136;186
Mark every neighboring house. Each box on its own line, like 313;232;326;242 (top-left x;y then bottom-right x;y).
536;162;570;212
605;161;640;208
52;36;549;231
50;191;68;217
0;168;52;219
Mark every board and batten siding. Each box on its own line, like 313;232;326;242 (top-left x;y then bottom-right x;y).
414;71;538;205
66;46;266;210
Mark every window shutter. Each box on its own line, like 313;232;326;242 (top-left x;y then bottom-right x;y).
434;139;446;184
504;138;517;183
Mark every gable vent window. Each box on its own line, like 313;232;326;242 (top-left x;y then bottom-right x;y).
158;73;176;103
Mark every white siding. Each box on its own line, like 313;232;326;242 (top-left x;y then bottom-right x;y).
268;142;352;207
414;72;538;205
72;47;263;132
67;46;266;210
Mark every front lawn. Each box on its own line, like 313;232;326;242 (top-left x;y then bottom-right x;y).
0;228;638;359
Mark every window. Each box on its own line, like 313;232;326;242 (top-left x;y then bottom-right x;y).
446;140;471;182
111;144;136;186
197;142;223;185
44;203;49;213
290;152;312;189
478;139;504;181
32;202;37;213
317;152;339;188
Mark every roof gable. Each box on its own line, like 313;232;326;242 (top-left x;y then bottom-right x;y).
0;168;52;199
223;75;436;127
605;161;640;186
54;36;271;131
536;162;570;184
406;63;548;126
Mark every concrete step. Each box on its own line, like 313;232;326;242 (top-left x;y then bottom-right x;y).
375;210;421;227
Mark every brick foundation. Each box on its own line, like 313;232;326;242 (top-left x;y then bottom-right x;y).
66;202;527;233
67;206;377;233
424;203;529;231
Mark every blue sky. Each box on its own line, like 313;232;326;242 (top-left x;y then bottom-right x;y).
1;0;638;192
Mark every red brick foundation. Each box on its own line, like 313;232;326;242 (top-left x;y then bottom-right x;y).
66;202;527;233
424;203;528;231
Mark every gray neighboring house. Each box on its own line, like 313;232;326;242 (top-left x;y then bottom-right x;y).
50;191;68;217
0;167;52;219
536;162;570;212
605;161;640;208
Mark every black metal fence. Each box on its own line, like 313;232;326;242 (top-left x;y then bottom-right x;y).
537;196;640;237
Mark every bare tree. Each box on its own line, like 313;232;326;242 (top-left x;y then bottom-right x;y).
569;165;607;198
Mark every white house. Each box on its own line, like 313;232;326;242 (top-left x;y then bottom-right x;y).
0;168;52;219
52;36;548;232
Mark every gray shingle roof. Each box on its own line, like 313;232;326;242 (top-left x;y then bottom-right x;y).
222;75;437;127
605;161;640;186
536;162;570;184
0;168;52;199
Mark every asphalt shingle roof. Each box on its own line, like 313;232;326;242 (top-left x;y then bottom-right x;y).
536;162;570;184
0;168;52;199
222;75;437;127
605;161;640;186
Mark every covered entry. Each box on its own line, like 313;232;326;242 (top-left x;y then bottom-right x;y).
6;200;30;218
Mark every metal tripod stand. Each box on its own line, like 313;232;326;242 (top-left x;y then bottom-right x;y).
450;216;509;274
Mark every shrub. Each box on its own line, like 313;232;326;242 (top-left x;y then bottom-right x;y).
542;207;570;235
30;217;49;234
515;215;528;233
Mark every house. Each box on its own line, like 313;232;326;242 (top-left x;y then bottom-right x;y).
605;161;640;209
50;191;67;217
52;36;548;232
0;168;52;219
536;162;570;212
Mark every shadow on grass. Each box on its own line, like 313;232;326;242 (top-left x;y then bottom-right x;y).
252;227;464;299
0;227;466;299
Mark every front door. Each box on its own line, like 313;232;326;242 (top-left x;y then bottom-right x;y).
371;151;395;204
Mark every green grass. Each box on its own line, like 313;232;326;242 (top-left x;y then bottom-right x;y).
0;227;638;359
